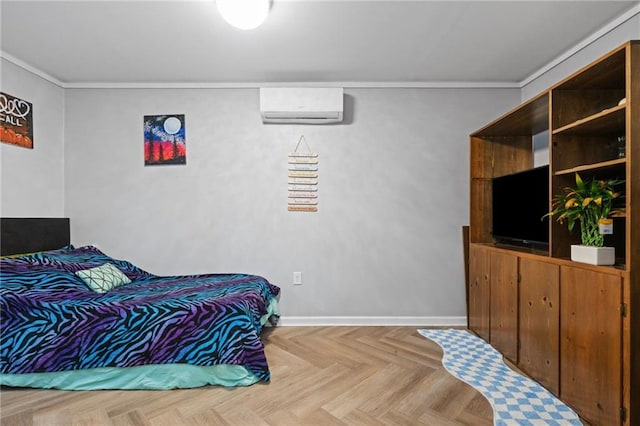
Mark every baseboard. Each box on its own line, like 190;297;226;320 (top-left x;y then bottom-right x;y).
275;316;467;327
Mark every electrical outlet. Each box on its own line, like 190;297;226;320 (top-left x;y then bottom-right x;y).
293;272;302;285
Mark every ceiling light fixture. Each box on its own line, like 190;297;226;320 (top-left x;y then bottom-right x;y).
216;0;270;30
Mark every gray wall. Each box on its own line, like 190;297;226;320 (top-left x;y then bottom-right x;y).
64;87;518;323
0;58;65;216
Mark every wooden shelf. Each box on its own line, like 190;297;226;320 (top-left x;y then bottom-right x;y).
552;105;625;135
472;92;548;137
554;158;626;176
552;45;626;91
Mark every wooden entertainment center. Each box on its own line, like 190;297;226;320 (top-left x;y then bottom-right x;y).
468;41;638;425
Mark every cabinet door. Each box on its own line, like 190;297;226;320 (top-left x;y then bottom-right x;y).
560;266;622;426
519;258;560;396
468;245;490;342
489;251;518;362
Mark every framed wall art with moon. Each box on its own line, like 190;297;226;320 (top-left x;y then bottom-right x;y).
143;114;186;166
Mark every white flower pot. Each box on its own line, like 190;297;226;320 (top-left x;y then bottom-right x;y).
570;245;615;266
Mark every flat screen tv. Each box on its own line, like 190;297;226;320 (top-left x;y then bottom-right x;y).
492;165;549;248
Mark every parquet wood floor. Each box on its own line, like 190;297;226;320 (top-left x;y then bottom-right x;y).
0;327;494;425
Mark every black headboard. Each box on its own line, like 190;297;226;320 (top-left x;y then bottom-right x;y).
1;218;70;256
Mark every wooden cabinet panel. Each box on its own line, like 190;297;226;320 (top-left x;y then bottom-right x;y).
489;251;518;362
560;266;622;426
469;178;492;244
519;258;560;396
468;245;490;342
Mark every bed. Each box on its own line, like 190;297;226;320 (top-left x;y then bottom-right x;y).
0;218;280;390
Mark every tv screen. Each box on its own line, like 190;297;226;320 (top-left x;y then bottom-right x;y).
492;165;549;247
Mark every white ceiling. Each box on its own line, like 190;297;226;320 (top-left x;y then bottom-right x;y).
1;1;638;87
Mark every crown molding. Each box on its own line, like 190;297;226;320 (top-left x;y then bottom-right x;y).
0;52;519;89
60;81;520;89
0;51;65;88
520;2;640;88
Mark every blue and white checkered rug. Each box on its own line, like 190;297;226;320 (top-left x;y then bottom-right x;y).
418;329;582;425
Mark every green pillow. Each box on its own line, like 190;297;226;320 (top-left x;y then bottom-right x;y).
75;262;131;293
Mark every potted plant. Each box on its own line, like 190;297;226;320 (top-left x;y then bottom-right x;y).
545;172;624;265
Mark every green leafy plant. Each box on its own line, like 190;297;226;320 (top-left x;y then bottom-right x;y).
545;173;624;247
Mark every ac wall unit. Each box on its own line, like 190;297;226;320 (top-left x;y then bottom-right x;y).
260;87;344;124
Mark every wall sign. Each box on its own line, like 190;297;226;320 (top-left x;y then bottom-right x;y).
288;135;318;212
0;92;33;149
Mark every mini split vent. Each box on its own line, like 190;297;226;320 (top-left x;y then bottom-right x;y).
259;87;344;124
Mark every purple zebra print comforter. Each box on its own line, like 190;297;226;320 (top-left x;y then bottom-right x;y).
0;245;280;382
